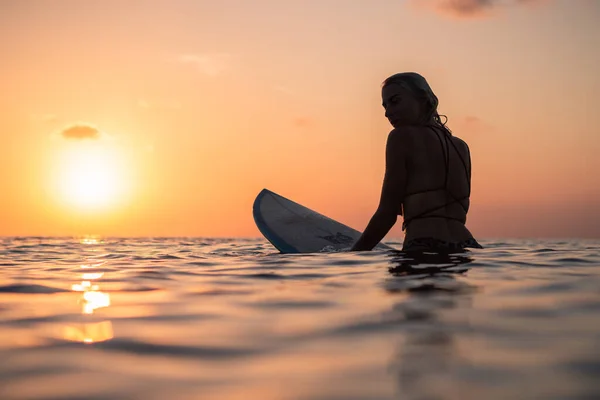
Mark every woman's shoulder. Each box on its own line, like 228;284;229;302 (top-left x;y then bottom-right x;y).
388;126;424;142
450;135;470;154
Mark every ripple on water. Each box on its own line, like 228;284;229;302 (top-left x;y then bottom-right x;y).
20;338;272;361
0;284;68;294
0;237;599;400
185;289;256;297
242;299;337;310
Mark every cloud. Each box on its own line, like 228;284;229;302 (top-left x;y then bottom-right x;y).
293;117;313;128
60;124;101;140
452;115;494;134
410;0;548;19
438;0;496;17
178;53;232;76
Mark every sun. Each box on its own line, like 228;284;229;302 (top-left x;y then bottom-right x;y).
53;142;126;211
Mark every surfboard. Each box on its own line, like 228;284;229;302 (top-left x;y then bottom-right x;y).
253;188;394;253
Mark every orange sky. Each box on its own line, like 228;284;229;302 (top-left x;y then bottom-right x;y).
1;0;598;239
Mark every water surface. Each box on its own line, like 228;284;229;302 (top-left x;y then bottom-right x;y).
0;237;599;399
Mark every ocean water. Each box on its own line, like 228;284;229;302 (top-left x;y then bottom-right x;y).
0;237;599;400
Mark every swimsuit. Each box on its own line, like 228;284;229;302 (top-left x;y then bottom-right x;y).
402;237;483;253
401;125;482;252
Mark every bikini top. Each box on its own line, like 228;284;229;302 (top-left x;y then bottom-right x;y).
401;125;471;231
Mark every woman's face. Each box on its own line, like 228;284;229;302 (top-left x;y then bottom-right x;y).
381;83;424;128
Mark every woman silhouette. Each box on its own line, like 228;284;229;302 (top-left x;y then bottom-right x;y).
351;72;482;252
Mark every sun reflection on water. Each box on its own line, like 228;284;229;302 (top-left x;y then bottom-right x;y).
80;236;100;245
63;321;114;344
64;264;113;343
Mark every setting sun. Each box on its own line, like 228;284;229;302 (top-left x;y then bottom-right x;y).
51;141;127;211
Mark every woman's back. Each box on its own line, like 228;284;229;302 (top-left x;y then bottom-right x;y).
402;126;475;243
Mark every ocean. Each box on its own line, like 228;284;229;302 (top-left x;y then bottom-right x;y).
0;237;599;400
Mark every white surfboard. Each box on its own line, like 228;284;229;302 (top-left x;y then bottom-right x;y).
253;189;394;253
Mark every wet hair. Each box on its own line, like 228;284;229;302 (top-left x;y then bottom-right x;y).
382;72;452;135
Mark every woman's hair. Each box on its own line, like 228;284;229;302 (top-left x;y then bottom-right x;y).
382;72;452;135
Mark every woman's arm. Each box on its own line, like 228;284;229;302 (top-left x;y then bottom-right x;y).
351;128;409;251
349;210;397;251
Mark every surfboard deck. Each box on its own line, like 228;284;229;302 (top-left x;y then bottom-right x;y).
253;188;394;253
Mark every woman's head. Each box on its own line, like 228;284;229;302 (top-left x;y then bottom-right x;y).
381;72;449;132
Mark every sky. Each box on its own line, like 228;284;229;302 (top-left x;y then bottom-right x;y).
0;0;598;239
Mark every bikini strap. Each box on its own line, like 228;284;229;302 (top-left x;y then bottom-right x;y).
402;125;471;231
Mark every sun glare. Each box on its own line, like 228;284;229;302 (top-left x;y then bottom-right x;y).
53;142;127;211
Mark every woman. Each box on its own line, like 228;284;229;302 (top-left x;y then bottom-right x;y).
350;72;482;252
